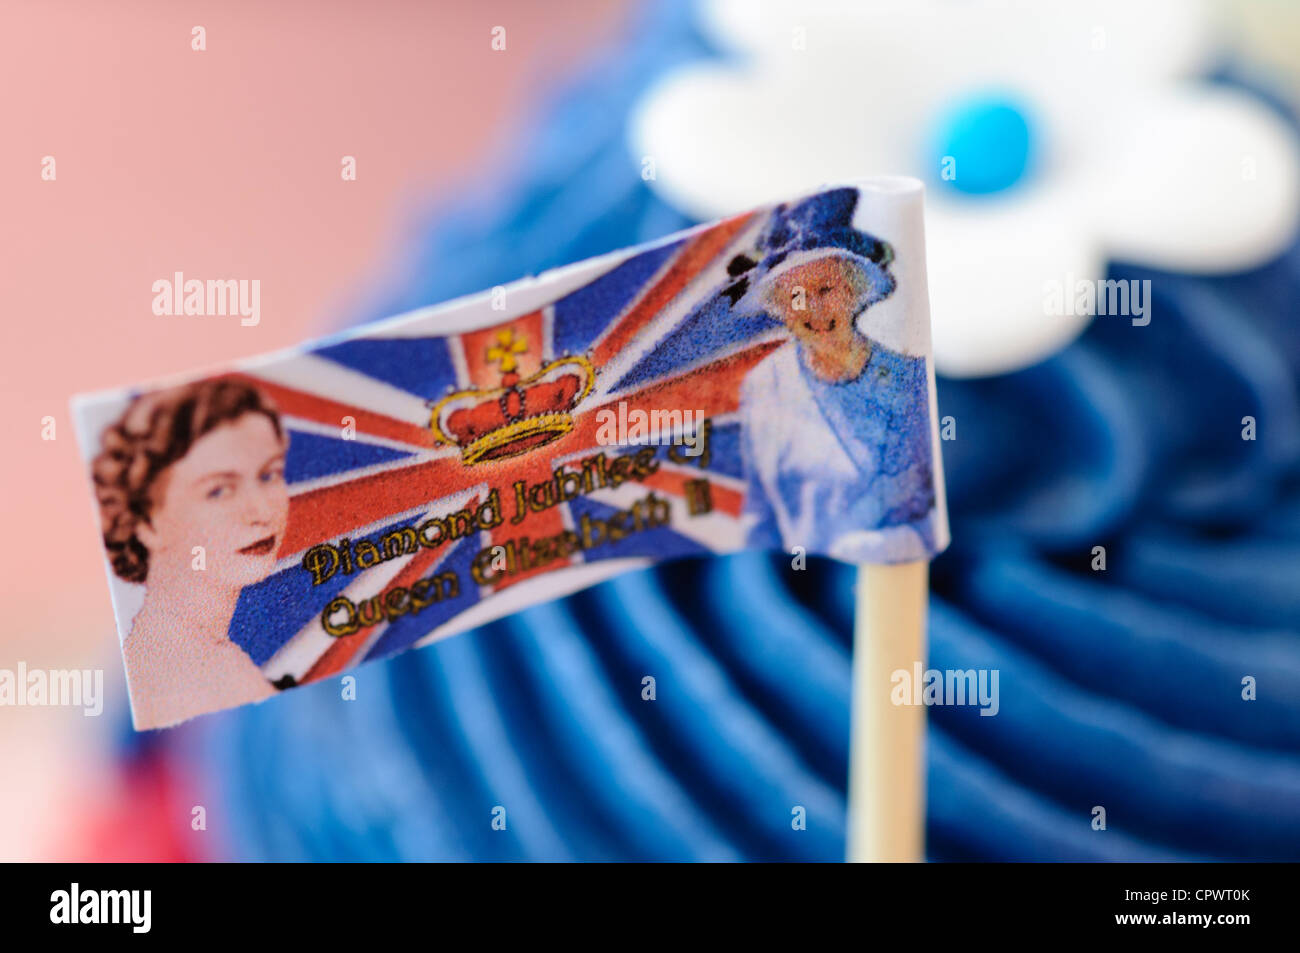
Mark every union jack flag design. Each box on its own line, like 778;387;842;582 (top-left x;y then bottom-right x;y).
76;182;947;727
235;207;782;686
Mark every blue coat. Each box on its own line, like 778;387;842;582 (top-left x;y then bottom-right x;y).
739;338;943;563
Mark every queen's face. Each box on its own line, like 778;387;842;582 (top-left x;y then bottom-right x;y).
770;257;860;350
138;414;289;590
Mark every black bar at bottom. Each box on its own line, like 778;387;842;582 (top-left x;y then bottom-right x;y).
4;861;1287;939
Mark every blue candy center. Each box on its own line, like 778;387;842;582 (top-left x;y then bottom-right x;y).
929;94;1035;195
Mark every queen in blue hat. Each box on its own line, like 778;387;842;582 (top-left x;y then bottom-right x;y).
733;191;940;563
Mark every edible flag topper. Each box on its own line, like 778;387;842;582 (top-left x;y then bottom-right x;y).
73;179;949;730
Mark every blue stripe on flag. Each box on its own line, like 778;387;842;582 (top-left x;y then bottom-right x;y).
609;296;778;392
362;535;482;663
316;337;458;400
230;516;455;664
552;239;683;357
564;495;709;564
285;429;414;484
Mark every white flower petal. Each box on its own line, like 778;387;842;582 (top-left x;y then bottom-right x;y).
700;0;1215;85
1090;88;1300;271
927;181;1103;377
632;0;1268;378
630;63;910;218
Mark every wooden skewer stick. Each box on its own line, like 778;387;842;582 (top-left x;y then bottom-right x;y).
847;560;929;863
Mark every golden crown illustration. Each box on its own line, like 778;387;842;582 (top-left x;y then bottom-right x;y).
430;329;594;465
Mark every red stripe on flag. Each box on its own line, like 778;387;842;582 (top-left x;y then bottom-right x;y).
279;457;474;557
230;373;434;448
461;311;545;386
485;455;573;591
571;339;783;446
636;467;744;517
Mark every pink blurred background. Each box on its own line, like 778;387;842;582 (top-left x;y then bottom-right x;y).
0;0;629;860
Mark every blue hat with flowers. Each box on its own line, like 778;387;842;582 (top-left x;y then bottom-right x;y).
722;188;896;315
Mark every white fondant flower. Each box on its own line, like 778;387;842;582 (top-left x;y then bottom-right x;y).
631;0;1300;376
